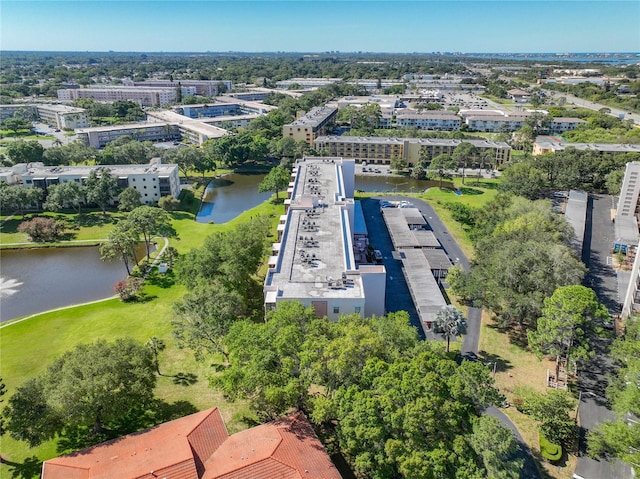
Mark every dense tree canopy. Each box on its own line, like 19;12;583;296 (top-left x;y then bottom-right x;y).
4;339;156;446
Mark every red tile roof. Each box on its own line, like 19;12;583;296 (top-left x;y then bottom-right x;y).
41;409;341;479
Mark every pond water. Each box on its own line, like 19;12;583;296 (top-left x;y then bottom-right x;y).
0;246;132;322
355;175;439;193
196;173;271;224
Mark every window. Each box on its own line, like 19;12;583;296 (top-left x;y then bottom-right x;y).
355;306;361;314
333;306;339;314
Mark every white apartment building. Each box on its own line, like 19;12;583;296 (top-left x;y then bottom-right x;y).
76;123;180;148
533;137;640;156
392;111;462;131
264;157;386;320
0;104;88;130
123;79;233;96
57;86;197;107
19;161;181;205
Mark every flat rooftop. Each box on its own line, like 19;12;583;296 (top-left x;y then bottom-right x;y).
400;249;447;333
266;158;363;300
316;135;511;149
289;106;338;128
22;163;178;178
382;208;439;248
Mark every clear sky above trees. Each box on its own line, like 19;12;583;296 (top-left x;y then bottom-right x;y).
2;1;637;53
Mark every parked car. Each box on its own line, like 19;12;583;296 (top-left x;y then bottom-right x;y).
374;250;383;263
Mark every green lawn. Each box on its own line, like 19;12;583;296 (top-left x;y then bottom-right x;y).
0;198;284;475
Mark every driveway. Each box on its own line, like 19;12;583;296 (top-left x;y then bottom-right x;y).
362;195;539;479
575;194;634;479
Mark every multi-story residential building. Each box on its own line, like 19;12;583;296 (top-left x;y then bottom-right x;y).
507;88;531;103
123;79;233;96
549;117;587;132
19;161;181;205
392;111;461;131
57;86;197;107
616;163;640;317
0;104;88;130
76;123;180;148
315;136;512;166
464;113;529;132
533;136;640;156
275;78;342;89
264;157;386;320
282;106;338;146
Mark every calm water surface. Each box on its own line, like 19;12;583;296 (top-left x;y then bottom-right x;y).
196;173;271;224
0;247;129;322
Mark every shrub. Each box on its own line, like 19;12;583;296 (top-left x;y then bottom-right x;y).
17;217;64;242
114;277;144;301
540;432;563;462
158;195;180;211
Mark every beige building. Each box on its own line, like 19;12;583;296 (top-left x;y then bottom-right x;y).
57;86;197;107
264;157;386;320
283;106;338;146
315;136;512;167
533;136;640;156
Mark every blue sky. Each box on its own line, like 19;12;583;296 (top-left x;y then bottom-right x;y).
2;1;639;53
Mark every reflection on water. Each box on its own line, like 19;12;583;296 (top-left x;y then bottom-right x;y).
196;173;272;224
0;247;130;322
355;175;438;193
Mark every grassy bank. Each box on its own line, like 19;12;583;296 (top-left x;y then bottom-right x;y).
0;198;284;475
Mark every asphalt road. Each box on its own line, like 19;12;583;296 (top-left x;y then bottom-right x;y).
547;92;640;126
574;194;634;479
363;194;539;479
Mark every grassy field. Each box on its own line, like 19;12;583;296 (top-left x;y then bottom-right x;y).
0;198;284;476
478;313;578;479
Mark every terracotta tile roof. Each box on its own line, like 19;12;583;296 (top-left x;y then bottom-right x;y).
41;410;342;479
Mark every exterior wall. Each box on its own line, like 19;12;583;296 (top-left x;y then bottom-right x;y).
617;162;640;219
622;239;640;318
359;265;386;318
57;88;194;107
77;124;179;148
282;107;338;146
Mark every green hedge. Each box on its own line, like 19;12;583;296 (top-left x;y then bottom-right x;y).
539;432;563;462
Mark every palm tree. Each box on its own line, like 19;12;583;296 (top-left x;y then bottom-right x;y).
435;305;467;353
145;337;166;376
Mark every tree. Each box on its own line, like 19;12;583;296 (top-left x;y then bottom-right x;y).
435;305;467;352
127;205;173;260
158;195;180;211
43;142;96;166
118;187;142;212
258;165;290;200
390;156;407;172
43;181;85;213
428;153;457;188
1;116;32;134
17;217;65;242
100;220;139;275
172;281;246;361
470;416;523;479
528;285;608;367
522;389;576;446
0;184;42;215
113;276;144;301
5;140;44;164
84;169;119;215
499;162;546;199
4;339;156;446
452;142;479;185
145;337;166;375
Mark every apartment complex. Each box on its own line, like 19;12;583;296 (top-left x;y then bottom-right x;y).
57;86;197;107
315;136;512;166
0;104;88;130
283;106;338;146
17;161;180;205
42;408;342;479
616;163;640;317
390;111;462;131
123;79;233;96
533;136;640;156
264;157;386;320
76;123;180;148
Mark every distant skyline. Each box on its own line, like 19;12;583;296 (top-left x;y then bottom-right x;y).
2;1;639;53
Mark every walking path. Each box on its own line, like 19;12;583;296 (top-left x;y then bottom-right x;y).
0;237;169;330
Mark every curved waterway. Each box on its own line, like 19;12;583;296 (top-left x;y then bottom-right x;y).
0;246;130;322
196;173;271;224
